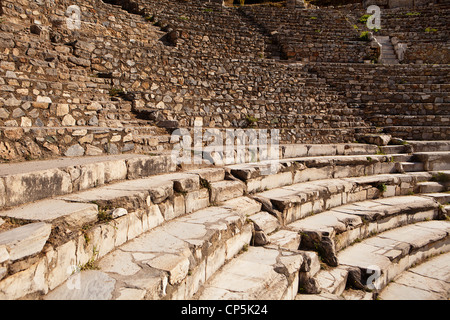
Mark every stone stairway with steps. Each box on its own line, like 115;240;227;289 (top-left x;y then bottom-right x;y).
374;36;399;65
0;139;448;300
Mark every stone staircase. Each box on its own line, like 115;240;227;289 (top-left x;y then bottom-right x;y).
374;36;399;65
0;139;448;300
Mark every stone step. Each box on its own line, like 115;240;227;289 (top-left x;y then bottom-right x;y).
416;181;445;193
408;140;450;152
268;229;301;250
412;151;450;171
227;153;405;195
279;143;380;158
314;266;349;296
194;246;303;300
400;161;424;172
382;126;450;141
190;143;383;165
286;195;441;266
379;145;410;155
422;192;450;205
252;172;433;228
0;222;52;263
42;197;262;300
0;170;221;298
296;289;375;300
337;220;450;292
378;252;450;300
0;153;176;209
209;180;246;204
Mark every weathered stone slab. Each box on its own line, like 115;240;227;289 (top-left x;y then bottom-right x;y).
197;247;302;300
358;134;392;146
338;221;450;291
126;155;176;179
146;253;190;285
1;200;98;228
190;168;225;183
60;176;174;208
2;169;72;208
44;270;116;300
268;230;301;250
185;189;210;214
316;267;348;295
220;196;262;217
248;211;280;235
414;151;450;171
0;222;51;261
210;180;245;203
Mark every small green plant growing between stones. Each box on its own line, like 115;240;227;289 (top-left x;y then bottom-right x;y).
376;183;387;193
240;244;249;253
431;172;450;183
359;31;370;41
376;147;386;155
109;87;124;97
97;208;113;223
425;27;437;33
246;115;258;126
358;14;371;24
79;246;100;271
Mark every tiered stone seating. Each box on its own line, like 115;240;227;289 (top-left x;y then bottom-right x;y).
307;63;450;140
241;6;376;63
0;139;448;300
349;4;450;64
0;0;178;161
0;0;381;160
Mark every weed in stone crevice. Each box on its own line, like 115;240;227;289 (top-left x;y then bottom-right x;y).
376;183;387;193
79;246;100;271
359;31;371;42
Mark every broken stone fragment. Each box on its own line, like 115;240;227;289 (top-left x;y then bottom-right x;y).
358;134;392;146
0;222;52;261
111;208;128;219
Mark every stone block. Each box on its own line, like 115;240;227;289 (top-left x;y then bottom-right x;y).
0;222;51;261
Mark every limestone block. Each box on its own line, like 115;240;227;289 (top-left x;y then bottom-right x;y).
0;222;51;261
146;253;190;285
210;180;245;203
47;240;77;291
1;199;98;228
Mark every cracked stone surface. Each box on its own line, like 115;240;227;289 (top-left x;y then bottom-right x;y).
196;246;303;300
379;252;450;300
